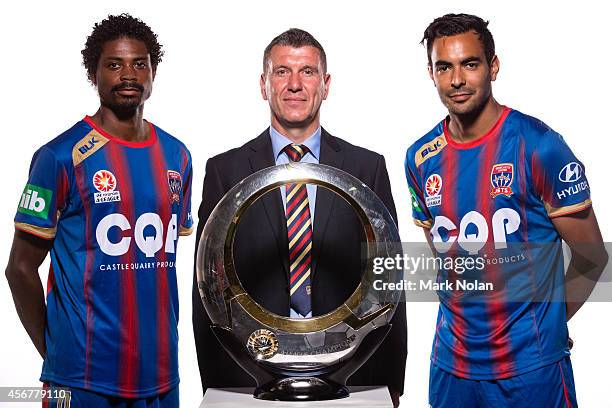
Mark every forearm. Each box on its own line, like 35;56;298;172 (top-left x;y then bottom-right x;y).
6;267;47;358
564;246;608;321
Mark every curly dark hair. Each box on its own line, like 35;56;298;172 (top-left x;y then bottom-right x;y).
82;13;164;80
421;13;495;66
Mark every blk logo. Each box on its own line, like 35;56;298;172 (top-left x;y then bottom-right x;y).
78;136;99;155
558;162;583;183
421;139;443;159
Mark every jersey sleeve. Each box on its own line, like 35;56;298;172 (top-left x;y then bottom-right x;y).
14;146;69;239
404;149;433;228
179;149;193;236
531;131;591;218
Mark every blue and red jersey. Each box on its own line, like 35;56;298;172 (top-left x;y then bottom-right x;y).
14;117;193;397
405;107;591;379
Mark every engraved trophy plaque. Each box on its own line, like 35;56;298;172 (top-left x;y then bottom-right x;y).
196;163;402;401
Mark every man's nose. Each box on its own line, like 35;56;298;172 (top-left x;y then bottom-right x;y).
120;64;137;81
287;72;302;91
451;67;465;89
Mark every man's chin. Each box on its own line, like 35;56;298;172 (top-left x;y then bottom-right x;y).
275;113;316;129
446;100;482;117
280;119;314;129
102;100;143;116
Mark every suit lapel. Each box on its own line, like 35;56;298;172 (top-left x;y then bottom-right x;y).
248;129;290;279
311;128;344;280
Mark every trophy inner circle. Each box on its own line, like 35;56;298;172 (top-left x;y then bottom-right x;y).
223;175;376;334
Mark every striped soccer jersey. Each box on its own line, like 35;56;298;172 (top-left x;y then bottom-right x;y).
404;107;591;379
14;117;193;397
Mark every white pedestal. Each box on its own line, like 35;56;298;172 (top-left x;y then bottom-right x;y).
199;386;391;407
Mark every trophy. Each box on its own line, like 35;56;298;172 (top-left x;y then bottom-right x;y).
196;162;402;401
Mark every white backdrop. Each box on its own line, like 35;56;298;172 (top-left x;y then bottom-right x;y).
1;1;610;407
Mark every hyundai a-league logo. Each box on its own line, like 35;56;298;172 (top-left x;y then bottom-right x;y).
425;174;442;207
93;170;116;192
93;170;121;203
490;163;514;198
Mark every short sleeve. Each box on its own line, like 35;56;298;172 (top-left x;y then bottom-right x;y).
179;149;193;236
404;150;433;228
531;131;591;218
14;146;68;239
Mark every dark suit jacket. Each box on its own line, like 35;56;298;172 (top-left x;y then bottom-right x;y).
192;128;407;394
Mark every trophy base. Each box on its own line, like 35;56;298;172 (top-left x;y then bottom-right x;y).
211;325;391;401
254;376;349;401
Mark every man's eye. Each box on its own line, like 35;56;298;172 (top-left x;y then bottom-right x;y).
275;68;288;75
135;61;147;69
466;62;478;69
436;66;450;72
303;69;313;75
108;62;120;69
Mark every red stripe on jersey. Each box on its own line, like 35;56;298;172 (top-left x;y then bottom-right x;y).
408;167;425;197
432;313;445;364
56;165;69;215
531;152;554;202
74;163;95;387
46;264;55;296
438;145;470;374
180;148;189;174
105;143;140;395
179;149;191;228
518;140;529;242
41;383;49;408
559;362;574;408
477;125;515;377
519;140;544;356
149;140;172;390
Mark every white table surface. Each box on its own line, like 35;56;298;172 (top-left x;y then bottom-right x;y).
199;386;391;407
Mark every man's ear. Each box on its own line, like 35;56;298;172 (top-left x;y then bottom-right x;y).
322;73;331;100
490;55;500;81
260;73;268;100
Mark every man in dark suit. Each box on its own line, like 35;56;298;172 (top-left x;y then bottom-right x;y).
192;28;407;406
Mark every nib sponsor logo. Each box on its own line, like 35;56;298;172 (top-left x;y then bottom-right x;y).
18;184;52;219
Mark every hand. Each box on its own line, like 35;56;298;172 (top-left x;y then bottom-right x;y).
568;336;574;350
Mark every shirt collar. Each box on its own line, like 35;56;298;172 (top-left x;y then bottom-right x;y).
270;125;321;161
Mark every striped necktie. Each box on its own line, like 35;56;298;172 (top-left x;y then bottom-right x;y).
283;144;312;317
